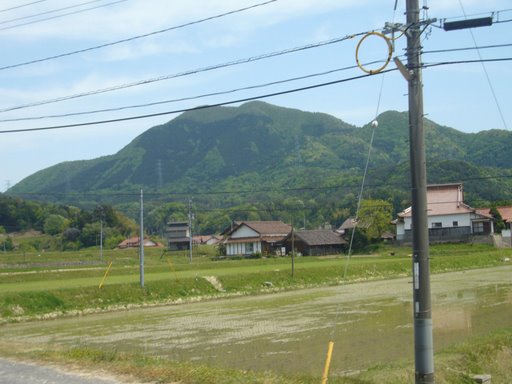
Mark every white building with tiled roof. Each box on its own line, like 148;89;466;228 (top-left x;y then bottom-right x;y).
223;221;292;256
395;183;494;243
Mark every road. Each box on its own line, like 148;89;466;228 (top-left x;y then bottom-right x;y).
0;358;123;384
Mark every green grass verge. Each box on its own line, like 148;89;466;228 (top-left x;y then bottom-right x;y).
0;243;509;321
1;328;510;383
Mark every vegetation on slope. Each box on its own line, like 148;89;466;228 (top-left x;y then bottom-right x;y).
6;101;512;234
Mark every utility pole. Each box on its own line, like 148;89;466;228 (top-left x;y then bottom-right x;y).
405;0;434;382
100;218;103;261
188;198;193;263
140;189;145;287
291;220;295;278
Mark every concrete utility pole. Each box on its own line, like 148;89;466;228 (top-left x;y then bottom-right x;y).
188;198;193;263
405;0;434;382
100;219;103;261
140;189;145;287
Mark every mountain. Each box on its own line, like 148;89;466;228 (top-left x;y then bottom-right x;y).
8;101;512;218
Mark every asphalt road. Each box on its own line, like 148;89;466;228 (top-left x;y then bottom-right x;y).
0;358;122;384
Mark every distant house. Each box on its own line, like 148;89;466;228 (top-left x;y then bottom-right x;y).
336;217;370;236
495;207;512;230
394;183;494;244
476;206;512;247
223;221;292;256
285;229;346;256
118;237;160;249
166;221;190;250
193;235;222;245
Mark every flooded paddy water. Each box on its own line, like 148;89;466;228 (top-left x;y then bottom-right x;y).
0;266;511;377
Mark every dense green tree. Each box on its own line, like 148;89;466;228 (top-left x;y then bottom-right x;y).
358;199;393;240
490;206;505;233
43;214;69;235
63;227;81;242
80;222;101;247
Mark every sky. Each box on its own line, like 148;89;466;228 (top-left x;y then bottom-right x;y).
0;0;511;191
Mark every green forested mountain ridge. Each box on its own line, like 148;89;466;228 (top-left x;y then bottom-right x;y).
8;101;512;225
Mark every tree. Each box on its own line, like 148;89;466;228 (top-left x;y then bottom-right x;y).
490;206;505;233
43;214;69;235
80;222;101;247
63;227;81;242
358;199;393;240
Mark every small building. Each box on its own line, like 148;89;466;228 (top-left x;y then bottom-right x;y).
394;183;494;244
223;221;292;256
476;206;512;247
495;206;512;231
166;221;190;250
336;217;370;237
285;229;346;256
118;237;160;249
497;207;512;245
193;235;222;246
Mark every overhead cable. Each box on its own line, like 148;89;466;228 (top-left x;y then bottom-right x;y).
422;42;512;54
456;0;508;130
0;63;376;122
3;40;512;123
0;0;277;71
0;0;47;13
0;0;106;25
0;56;507;134
2;56;511;134
11;174;512;199
0;0;127;31
0;68;395;134
0;32;367;114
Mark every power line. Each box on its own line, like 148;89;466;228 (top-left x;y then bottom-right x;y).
0;0;47;13
0;0;278;71
422;42;512;55
9;174;512;200
2;56;511;134
0;63;370;122
437;8;512;25
0;32;366;114
0;0;105;25
2;40;511;123
0;0;127;31
0;68;392;134
456;0;508;130
423;57;512;69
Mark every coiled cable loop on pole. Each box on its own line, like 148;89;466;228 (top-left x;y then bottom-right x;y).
355;31;393;74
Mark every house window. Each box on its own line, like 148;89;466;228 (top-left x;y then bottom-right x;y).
453;221;459;227
245;242;254;254
432;222;442;228
473;222;484;234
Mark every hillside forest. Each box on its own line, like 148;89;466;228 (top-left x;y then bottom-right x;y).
3;102;512;251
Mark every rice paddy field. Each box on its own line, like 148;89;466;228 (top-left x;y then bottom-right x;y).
0;243;511;383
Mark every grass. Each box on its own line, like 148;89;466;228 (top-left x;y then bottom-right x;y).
1;328;510;384
352;328;512;384
0;242;511;383
0;243;510;321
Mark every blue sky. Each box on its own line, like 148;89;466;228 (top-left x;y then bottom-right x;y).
0;0;511;191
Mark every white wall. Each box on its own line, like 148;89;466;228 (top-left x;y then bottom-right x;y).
403;213;471;230
231;225;259;239
226;241;261;256
396;222;405;236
